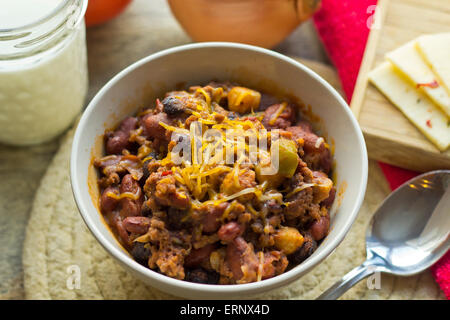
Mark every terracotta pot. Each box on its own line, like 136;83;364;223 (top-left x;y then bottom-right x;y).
168;0;321;48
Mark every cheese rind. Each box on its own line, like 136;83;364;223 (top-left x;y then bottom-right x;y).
386;40;450;117
369;62;450;151
416;33;450;96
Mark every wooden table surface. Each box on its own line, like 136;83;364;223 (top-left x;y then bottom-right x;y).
0;0;336;299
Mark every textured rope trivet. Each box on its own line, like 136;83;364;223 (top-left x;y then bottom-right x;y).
22;129;445;300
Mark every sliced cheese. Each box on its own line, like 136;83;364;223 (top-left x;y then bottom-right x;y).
369;62;450;151
386;40;450;117
416;33;450;96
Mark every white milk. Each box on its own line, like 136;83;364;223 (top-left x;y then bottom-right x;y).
0;0;88;145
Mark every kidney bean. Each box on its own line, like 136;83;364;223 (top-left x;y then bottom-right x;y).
119;117;138;133
122;216;151;234
142;112;171;141
262;103;296;129
225;237;250;281
320;148;332;174
201;202;229;234
218;222;242;242
119;174;144;218
259;93;279;111
105;117;137;155
100;186;120;214
120;198;141;218
114;217;130;247
184;244;216;268
321;187;336;208
310;215;330;241
106;130;129;155
120;173;140;194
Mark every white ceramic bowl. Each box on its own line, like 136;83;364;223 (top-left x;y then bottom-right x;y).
71;42;368;299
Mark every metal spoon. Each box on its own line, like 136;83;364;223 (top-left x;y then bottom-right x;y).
317;170;450;300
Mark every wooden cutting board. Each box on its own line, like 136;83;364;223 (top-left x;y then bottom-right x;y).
351;0;450;172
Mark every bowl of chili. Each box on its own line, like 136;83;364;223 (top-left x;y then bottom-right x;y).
71;42;368;299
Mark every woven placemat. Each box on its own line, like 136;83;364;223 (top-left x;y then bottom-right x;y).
21;129;445;300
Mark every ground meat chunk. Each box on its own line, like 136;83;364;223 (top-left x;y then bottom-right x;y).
284;168;320;222
141;156;161;183
261;251;289;280
144;218;189;280
98;172;120;189
220;169;256;202
144;170;190;210
152;247;187;280
285;186;314;219
262;103;296;129
166;207;189;230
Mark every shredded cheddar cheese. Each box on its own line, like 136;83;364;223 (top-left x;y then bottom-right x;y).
106;189;141;201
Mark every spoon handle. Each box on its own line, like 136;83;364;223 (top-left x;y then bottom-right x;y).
316;260;376;300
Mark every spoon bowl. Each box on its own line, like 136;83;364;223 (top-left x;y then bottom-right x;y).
318;170;450;299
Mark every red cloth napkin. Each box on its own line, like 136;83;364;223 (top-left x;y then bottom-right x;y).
313;0;449;299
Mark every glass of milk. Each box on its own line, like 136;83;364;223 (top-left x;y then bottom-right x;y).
0;0;88;145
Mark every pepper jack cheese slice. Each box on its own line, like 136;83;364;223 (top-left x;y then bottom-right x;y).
369;62;450;151
416;33;450;96
386;40;450;117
